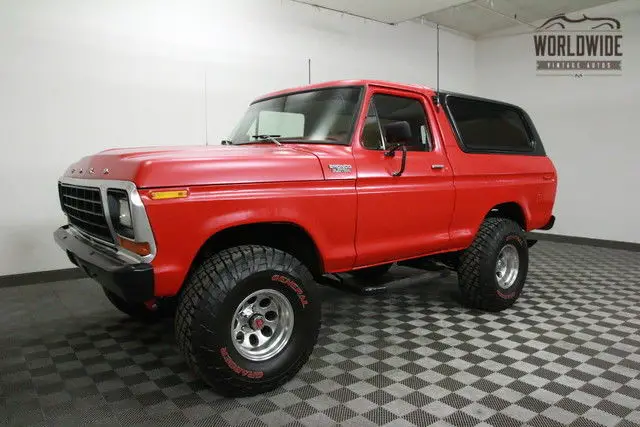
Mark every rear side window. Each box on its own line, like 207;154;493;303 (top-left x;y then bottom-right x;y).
447;97;533;153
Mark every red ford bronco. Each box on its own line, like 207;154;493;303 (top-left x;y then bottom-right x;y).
54;80;557;396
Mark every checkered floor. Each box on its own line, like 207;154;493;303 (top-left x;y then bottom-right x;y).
2;241;640;427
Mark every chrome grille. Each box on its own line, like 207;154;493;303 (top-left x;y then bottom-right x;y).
58;183;113;243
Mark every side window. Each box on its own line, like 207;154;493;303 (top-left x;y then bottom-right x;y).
447;97;533;152
361;94;432;151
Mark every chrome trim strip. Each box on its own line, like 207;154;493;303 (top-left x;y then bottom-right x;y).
58;177;157;264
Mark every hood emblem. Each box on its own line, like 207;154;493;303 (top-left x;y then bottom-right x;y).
102;168;109;175
328;164;352;173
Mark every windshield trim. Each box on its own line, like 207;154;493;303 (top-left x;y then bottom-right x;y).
234;85;365;147
251;84;365;105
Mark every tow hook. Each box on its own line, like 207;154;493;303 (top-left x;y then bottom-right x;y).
144;299;159;311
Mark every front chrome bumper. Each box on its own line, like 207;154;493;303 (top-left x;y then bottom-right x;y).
54;225;154;302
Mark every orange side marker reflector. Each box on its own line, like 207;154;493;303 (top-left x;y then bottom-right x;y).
118;237;151;256
149;189;189;200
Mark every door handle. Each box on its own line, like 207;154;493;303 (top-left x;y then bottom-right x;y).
543;174;554;181
431;164;445;170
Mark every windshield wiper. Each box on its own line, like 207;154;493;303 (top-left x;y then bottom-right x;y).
251;134;282;146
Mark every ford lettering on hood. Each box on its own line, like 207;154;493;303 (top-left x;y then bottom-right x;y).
63;144;326;187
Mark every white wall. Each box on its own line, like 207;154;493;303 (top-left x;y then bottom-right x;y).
0;0;476;275
476;1;640;244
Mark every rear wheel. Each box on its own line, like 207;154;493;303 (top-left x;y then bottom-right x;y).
175;245;321;397
458;217;529;312
350;263;393;281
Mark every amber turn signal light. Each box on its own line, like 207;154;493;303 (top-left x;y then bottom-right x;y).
149;189;189;200
118;237;151;256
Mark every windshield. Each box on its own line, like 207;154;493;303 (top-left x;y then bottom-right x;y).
228;86;363;145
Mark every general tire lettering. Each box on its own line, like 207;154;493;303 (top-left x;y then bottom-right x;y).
272;274;309;307
220;348;264;379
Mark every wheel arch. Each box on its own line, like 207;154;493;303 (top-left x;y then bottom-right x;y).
188;221;325;280
485;201;528;231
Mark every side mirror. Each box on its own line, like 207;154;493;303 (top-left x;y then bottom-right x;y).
384;143;407;177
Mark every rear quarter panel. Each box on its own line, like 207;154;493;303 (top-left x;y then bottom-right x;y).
435;107;557;248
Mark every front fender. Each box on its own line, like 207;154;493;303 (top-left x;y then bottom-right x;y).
140;181;357;297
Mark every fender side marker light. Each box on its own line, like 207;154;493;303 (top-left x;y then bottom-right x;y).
149;189;189;200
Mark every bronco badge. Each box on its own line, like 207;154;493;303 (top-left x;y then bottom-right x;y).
328;164;352;173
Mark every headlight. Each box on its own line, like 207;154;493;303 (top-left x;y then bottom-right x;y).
107;190;135;239
118;199;132;228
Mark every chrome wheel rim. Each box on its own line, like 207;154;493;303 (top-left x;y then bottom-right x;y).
231;289;294;362
495;244;520;289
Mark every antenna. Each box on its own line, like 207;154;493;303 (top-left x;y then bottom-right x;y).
308;58;311;84
204;69;209;145
435;24;441;109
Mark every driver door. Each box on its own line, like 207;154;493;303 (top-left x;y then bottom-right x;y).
353;88;455;267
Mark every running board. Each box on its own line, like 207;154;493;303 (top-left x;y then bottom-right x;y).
315;274;388;296
397;259;449;271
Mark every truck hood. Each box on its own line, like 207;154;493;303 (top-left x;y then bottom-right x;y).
61;144;329;188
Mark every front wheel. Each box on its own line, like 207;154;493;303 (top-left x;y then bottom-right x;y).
175;245;321;397
458;217;529;312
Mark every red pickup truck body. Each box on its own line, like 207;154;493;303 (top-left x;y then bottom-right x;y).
58;80;556;298
54;79;557;396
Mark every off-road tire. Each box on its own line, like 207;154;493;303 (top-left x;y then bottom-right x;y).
175;245;321;397
350;263;393;281
103;288;174;321
458;217;529;312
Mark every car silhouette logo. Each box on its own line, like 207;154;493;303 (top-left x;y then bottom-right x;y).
537;14;621;31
